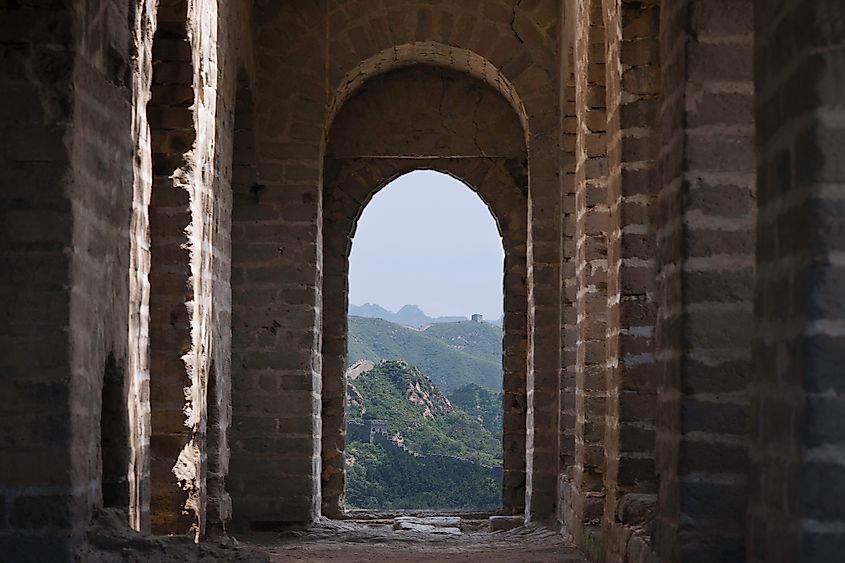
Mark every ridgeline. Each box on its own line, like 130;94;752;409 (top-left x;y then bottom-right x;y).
347;316;503;393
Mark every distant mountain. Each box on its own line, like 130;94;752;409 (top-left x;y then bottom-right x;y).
349;302;395;319
347;316;503;393
394;304;466;327
348;303;467;327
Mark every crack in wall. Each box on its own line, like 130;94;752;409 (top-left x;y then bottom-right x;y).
510;0;526;45
470;89;485;155
437;76;460;140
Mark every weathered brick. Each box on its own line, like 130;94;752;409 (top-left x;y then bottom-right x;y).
10;495;73;529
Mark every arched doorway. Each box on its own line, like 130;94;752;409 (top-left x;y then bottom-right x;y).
320;63;530;518
321;164;527;517
342;170;505;511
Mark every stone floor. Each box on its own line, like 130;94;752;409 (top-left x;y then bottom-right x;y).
85;511;587;562
239;519;588;563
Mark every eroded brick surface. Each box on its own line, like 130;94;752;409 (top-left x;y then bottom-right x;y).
654;1;755;561
751;1;845;562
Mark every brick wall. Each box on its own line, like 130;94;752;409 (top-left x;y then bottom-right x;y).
600;0;659;560
654;1;755;560
0;9;78;558
558;44;579;530
229;0;564;526
751;1;845;561
570;0;610;549
0;0;244;548
67;0;139;546
229;1;327;526
0;0;138;558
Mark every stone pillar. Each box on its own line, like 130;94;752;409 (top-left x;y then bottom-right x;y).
229;1;327;526
126;0;158;534
600;0;659;558
750;1;845;561
570;0;610;546
147;0;225;537
147;0;197;534
500;180;530;514
204;0;249;534
525;105;564;523
559;45;579;528
655;1;755;560
319;161;359;518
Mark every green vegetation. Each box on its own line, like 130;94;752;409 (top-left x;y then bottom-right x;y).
345;441;501;510
347;361;501;465
344;317;505;510
347;316;502;393
422;321;503;365
448;383;503;435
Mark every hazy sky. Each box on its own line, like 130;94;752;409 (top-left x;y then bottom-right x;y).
348;170;504;319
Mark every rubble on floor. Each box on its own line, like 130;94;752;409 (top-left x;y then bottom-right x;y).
84;509;269;563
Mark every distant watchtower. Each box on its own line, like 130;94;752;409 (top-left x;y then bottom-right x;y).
471;314;483;322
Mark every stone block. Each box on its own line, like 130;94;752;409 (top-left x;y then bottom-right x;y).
488;515;523;532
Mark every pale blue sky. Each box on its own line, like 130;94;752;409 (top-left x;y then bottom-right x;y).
348;170;504;320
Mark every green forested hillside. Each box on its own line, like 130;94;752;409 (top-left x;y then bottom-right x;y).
422;320;503;364
346;361;501;465
345;441;500;510
344;318;505;510
448;383;503;435
347;316;502;392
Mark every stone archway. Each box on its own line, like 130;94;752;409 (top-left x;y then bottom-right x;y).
228;3;564;526
321;160;528;517
320;63;530;517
